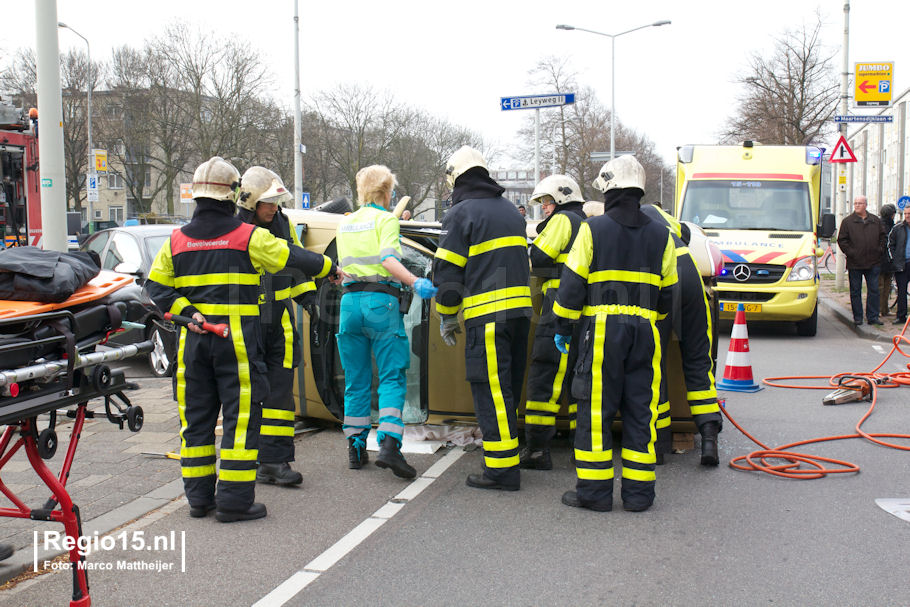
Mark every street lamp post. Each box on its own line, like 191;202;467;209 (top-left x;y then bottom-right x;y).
58;21;94;232
556;20;671;161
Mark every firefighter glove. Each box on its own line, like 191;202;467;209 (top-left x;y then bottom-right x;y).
440;314;461;346
554;333;571;354
413;278;438;299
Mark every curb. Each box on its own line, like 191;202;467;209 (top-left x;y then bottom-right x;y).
817;292;894;343
0;479;184;586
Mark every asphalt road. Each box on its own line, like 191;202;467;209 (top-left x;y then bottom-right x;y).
2;309;909;606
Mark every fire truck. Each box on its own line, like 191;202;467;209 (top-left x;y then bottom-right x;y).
0;100;42;248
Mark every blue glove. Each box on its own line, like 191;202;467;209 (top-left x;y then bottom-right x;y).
554;334;571;354
413;278;438;299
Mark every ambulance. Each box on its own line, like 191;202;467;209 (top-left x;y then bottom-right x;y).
674;142;824;336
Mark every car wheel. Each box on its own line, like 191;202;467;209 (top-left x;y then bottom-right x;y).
148;323;174;377
795;304;818;337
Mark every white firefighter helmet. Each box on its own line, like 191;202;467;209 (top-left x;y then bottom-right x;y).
529;174;584;206
591;155;646;193
238;166;292;211
191;156;240;202
445;145;488;189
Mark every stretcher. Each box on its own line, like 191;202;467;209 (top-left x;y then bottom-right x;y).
0;271;153;607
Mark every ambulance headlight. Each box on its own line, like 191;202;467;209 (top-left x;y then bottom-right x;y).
786;256;816;281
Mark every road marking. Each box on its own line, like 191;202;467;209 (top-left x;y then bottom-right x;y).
251;447;465;607
873;345;886;354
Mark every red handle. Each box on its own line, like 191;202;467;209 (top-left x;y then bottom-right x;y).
164;313;230;338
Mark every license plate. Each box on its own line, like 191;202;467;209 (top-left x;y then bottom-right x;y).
721;302;762;313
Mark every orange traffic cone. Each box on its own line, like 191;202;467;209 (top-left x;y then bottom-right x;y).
716;303;763;392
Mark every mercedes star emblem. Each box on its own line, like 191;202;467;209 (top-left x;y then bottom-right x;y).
732;264;751;281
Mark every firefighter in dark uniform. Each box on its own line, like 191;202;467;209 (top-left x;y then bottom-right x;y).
433;146;532;491
641;203;722;466
237;167;316;486
521;175;588;470
554;155;678;512
146;157;339;522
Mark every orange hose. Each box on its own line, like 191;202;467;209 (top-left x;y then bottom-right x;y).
724;318;910;479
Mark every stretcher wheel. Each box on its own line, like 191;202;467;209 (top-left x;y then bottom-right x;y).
92;365;112;391
37;428;58;459
126;405;143;432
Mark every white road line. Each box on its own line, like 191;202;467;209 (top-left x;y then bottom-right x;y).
251;447;465;607
873;345;886;354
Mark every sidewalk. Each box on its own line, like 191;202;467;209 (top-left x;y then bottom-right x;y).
817;273;905;342
0;375;183;584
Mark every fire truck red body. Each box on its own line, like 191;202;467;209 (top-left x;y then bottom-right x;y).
0;103;42;248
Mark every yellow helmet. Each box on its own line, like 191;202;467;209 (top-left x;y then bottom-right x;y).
445;145;488;189
591;155;646;193
529;175;584;205
238;167;292;211
191;156;240;202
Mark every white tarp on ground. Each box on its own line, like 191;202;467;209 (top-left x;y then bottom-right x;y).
366;425;483;453
875;498;910;523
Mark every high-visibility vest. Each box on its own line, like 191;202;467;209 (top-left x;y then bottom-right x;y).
336;204;402;285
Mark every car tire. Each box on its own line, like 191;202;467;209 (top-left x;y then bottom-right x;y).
148;323;175;377
795;304;818;337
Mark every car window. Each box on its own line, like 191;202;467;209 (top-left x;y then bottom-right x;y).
103;232;142;270
81;232;110;258
144;235;170;264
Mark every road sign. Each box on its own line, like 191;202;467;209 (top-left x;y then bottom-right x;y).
898;196;910;211
86;173;99;202
301;192;310;209
834;115;893;123
500;93;576;111
93;149;108;173
180;183;193;204
829;135;857;163
854;62;893;107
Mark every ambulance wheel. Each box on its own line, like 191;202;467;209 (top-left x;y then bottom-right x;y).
796;304;818;337
126;406;144;432
37;428;58;459
92;365;112;391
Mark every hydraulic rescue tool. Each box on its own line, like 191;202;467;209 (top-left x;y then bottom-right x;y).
822;375;877;405
164;312;230;338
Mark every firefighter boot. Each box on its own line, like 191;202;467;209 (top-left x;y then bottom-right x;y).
215;502;267;523
348;437;368;470
375;436;416;479
519;435;553;470
699;421;720;466
257;462;303;487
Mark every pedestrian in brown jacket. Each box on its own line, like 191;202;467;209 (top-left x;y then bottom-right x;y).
836;195;887;326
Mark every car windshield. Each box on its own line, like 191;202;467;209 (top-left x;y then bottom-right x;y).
679;180;812;231
144;235;170;262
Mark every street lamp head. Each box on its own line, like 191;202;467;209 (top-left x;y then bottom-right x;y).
652;20;671;27
555;24;575;30
57;21;68;28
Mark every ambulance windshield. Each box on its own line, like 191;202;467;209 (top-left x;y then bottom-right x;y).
679;180;811;231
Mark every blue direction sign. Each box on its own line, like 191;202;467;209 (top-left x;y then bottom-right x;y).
834;115;893;123
501;93;576;111
897;195;910;210
301;192;310;209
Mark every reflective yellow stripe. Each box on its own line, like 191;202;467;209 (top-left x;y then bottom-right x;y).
220;448;258;461
485;454;520;468
553;300;581;320
541;278;559;294
485;322;515;449
622;448;657;464
262;408;295;421
436;302;461;315
181;445;215;458
148;268;174;286
281;309;294;368
556;253;568;263
575;448;613;463
690;403;721;415
675;246;689;258
219;468;257;482
688;389;717;400
661;236;679;287
576;467;614;480
261;426;295;437
315;256;332;278
647;322;661;452
656;417;671;429
525;400;562;414
182;464;216;478
483;437;519;451
524;415;556;425
174;273;260;288
622;467;656;482
435;247;467;267
588;269;661;286
176;327;189;452
463;297;532;320
582;304;658;321
273;287;292;301
591;316;606;451
468;236;527;257
568;403;577;414
290;282;315;298
195;303;259;316
463;286;531;309
169;297;193;316
657;402;671;414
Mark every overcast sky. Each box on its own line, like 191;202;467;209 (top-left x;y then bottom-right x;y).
2;0;907;168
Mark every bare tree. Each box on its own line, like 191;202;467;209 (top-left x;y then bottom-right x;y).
721;15;838;145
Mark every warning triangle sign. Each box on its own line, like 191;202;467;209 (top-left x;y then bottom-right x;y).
829;135;857;163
